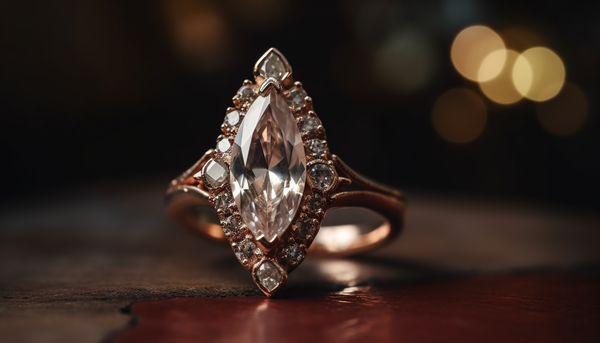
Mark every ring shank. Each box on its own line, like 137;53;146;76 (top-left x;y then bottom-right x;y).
310;191;404;256
165;155;405;257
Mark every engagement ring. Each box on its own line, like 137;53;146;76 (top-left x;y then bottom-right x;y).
166;48;406;296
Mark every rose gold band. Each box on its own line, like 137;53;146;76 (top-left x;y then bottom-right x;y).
166;152;406;257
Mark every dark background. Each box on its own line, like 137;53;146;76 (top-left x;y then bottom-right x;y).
1;0;599;210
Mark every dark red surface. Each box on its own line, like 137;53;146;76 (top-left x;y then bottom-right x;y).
116;272;600;343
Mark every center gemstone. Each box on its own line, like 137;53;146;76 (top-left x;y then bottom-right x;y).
230;90;306;242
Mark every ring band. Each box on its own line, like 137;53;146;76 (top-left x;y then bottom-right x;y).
165;48;406;296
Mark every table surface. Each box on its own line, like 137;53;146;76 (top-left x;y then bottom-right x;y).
1;180;599;343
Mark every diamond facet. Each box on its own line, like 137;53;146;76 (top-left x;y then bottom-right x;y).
258;51;288;81
202;159;228;189
224;111;240;126
309;163;335;191
230;90;307;242
256;260;283;292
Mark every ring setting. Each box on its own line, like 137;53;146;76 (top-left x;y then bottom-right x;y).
166;48;406;296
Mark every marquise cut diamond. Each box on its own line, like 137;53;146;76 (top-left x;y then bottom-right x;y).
230;90;307;242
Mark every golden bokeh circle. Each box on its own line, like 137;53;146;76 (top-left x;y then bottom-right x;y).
512;47;565;102
479;50;524;104
536;83;587;136
451;26;506;82
432;89;487;144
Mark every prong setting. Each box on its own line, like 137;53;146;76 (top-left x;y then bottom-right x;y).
259;77;282;95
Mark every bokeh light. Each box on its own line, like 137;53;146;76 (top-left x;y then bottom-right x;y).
513;47;565;102
164;0;233;71
479;50;523;104
478;49;506;82
432;88;487;144
536;83;588;136
451;26;506;82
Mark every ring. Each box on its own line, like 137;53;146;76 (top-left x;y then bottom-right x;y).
165;48;406;296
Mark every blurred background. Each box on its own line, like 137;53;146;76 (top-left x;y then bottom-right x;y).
0;0;598;210
2;3;600;341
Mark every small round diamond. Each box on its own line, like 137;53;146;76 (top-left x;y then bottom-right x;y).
288;88;307;110
216;138;231;153
224;215;242;236
309;163;336;191
202;158;228;189
297;217;316;238
224;111;240;126
285;243;303;263
215;192;231;210
236;241;258;262
237;86;255;103
307;139;326;156
305;195;323;213
255;260;283;292
300;117;322;137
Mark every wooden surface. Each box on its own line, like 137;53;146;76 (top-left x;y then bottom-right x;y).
1;181;599;342
117;273;600;343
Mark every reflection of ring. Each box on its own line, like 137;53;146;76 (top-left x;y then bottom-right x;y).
165;48;406;296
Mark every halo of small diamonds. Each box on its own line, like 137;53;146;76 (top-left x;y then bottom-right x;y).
196;48;337;296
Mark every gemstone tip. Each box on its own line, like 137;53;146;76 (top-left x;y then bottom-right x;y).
254;48;293;83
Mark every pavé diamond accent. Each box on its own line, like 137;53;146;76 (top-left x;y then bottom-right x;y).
297;217;316;238
216;138;231;153
237;86;255;103
236;241;258;262
307;139;327;156
306;194;323;213
309;163;336;191
230;90;307;242
285;243;303;263
215;192;231;211
300;116;322;137
224;111;240;126
256;260;283;292
224;215;242;236
288;88;307;110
